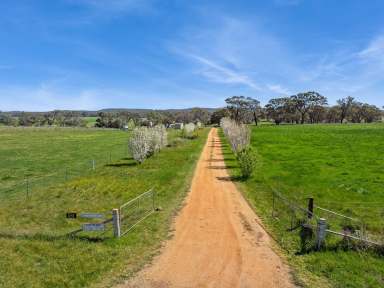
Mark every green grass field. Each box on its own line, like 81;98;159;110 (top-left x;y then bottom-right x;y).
83;117;98;127
221;123;384;288
0;127;129;195
0;127;209;287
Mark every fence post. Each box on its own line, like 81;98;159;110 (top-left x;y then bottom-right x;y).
307;197;314;219
112;208;121;238
272;190;275;217
316;218;327;250
92;159;95;170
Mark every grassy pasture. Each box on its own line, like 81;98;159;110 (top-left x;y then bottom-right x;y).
0;127;128;195
83;116;98;127
0;126;209;287
221;123;384;288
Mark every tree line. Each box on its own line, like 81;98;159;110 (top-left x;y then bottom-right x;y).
0;108;212;128
0;111;88;127
211;93;382;125
95;108;211;128
1;93;382;128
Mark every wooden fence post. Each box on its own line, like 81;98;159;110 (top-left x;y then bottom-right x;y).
112;208;121;238
307;197;314;219
316;218;327;250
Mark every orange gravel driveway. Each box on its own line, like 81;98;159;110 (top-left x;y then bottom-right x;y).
123;128;294;288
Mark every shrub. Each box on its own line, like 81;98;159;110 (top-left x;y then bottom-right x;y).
236;147;256;178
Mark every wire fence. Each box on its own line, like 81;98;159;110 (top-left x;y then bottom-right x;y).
271;189;384;253
119;189;156;236
0;148;130;203
65;189;156;240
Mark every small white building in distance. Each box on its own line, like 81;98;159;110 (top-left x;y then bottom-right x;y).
169;123;184;129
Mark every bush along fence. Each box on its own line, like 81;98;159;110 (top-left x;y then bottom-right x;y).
270;189;383;253
68;188;156;239
220;118;256;178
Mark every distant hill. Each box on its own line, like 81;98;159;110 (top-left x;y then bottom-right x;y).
98;108;218;113
3;107;219;117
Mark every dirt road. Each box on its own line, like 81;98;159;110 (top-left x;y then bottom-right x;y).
124;128;294;288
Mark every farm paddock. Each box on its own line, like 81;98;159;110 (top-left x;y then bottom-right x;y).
221;123;384;288
0;127;209;287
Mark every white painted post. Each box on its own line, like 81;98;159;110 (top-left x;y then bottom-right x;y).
316;218;327;250
112;208;121;238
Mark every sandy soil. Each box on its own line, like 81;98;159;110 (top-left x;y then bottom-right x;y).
122;128;294;288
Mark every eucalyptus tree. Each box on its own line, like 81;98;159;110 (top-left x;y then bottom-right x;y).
225;96;250;123
290;91;328;124
210;108;230;125
337;96;354;123
245;97;262;126
265;97;289;125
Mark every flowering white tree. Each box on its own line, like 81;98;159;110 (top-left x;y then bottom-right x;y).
128;125;168;163
182;123;196;138
128;127;151;163
221;117;254;178
158;125;168;148
220;118;250;153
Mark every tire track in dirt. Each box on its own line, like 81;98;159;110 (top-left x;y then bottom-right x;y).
122;128;294;288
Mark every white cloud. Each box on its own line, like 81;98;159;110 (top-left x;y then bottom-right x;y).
167;10;384;106
358;36;384;59
169;15;299;99
0;84;110;111
266;84;291;95
186;53;261;90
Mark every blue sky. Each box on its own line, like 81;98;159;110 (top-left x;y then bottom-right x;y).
1;0;384;111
